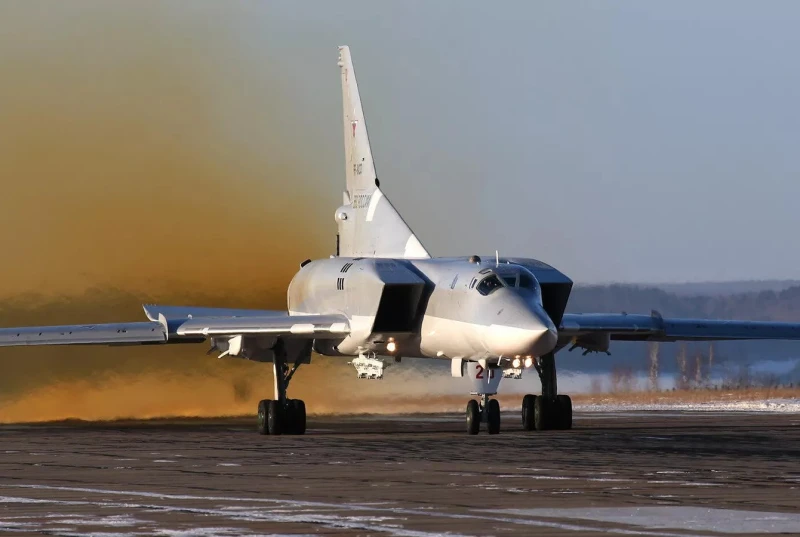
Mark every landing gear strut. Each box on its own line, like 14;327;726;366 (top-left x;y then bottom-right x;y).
457;360;503;435
521;352;572;431
257;339;309;435
466;393;501;435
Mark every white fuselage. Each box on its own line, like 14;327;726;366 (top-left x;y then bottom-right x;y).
287;257;558;363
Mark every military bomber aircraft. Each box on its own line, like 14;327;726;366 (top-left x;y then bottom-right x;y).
3;46;800;435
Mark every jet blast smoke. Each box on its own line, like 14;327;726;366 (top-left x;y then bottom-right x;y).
0;4;334;297
0;3;412;422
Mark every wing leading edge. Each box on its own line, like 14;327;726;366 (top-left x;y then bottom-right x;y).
0;305;350;348
560;311;800;342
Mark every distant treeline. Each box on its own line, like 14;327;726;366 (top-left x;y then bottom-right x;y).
567;284;800;322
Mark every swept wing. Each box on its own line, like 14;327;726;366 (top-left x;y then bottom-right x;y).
0;322;166;347
0;305;349;348
560;311;800;343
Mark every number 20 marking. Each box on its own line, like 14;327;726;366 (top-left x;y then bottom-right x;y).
475;365;495;380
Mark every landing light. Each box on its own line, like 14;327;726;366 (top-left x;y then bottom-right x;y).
386;341;397;353
524;356;533;368
512;357;521;368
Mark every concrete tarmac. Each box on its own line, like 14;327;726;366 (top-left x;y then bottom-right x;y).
1;411;799;536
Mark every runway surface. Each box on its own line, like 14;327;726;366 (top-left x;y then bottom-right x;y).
1;411;799;536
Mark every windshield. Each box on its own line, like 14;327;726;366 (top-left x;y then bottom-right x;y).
477;274;504;296
518;269;543;304
502;275;517;287
519;272;537;291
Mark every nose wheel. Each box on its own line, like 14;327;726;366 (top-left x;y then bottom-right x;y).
466;394;501;435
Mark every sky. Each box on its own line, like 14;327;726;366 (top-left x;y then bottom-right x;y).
2;1;800;288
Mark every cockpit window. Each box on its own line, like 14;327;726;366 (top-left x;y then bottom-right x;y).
519;272;538;291
477;274;503;296
502;276;517;287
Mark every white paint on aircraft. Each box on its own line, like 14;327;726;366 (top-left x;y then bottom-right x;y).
403;235;428;258
329;322;348;334
365;188;382;222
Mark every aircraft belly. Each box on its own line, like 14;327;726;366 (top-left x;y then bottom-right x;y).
420;315;488;360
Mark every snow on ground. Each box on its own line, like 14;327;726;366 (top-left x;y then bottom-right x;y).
576;398;800;413
493;506;800;534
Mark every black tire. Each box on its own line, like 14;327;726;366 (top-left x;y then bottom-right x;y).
257;399;269;435
282;399;296;434
267;400;283;436
556;394;572;430
291;399;307;435
466;399;480;435
521;394;536;431
534;396;550;431
487;399;501;435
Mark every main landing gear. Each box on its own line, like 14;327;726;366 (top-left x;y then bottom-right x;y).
257;398;306;435
466;394;501;435
521;352;572;431
256;339;308;435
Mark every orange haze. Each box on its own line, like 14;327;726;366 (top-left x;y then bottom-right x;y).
0;4;403;422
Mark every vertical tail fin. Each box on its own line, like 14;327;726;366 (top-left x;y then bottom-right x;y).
336;46;429;259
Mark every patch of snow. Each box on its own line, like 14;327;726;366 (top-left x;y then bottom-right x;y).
47;515;142;527
497;474;573;480
492;506;800;534
154;528;256;536
577;399;800;413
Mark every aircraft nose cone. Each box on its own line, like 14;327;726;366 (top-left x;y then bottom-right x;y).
533;326;559;357
484;308;558;357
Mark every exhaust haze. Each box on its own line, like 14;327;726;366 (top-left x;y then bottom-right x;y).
0;3;374;422
0;3;334;296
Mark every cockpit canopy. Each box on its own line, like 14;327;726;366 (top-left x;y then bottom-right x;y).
476;274;503;296
471;265;542;302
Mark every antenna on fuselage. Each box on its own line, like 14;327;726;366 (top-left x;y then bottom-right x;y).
495;250;499;267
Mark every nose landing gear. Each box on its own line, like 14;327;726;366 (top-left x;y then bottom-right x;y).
466;394;501;435
456;360;504;434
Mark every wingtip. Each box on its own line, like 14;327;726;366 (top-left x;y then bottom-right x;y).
142;304;157;321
